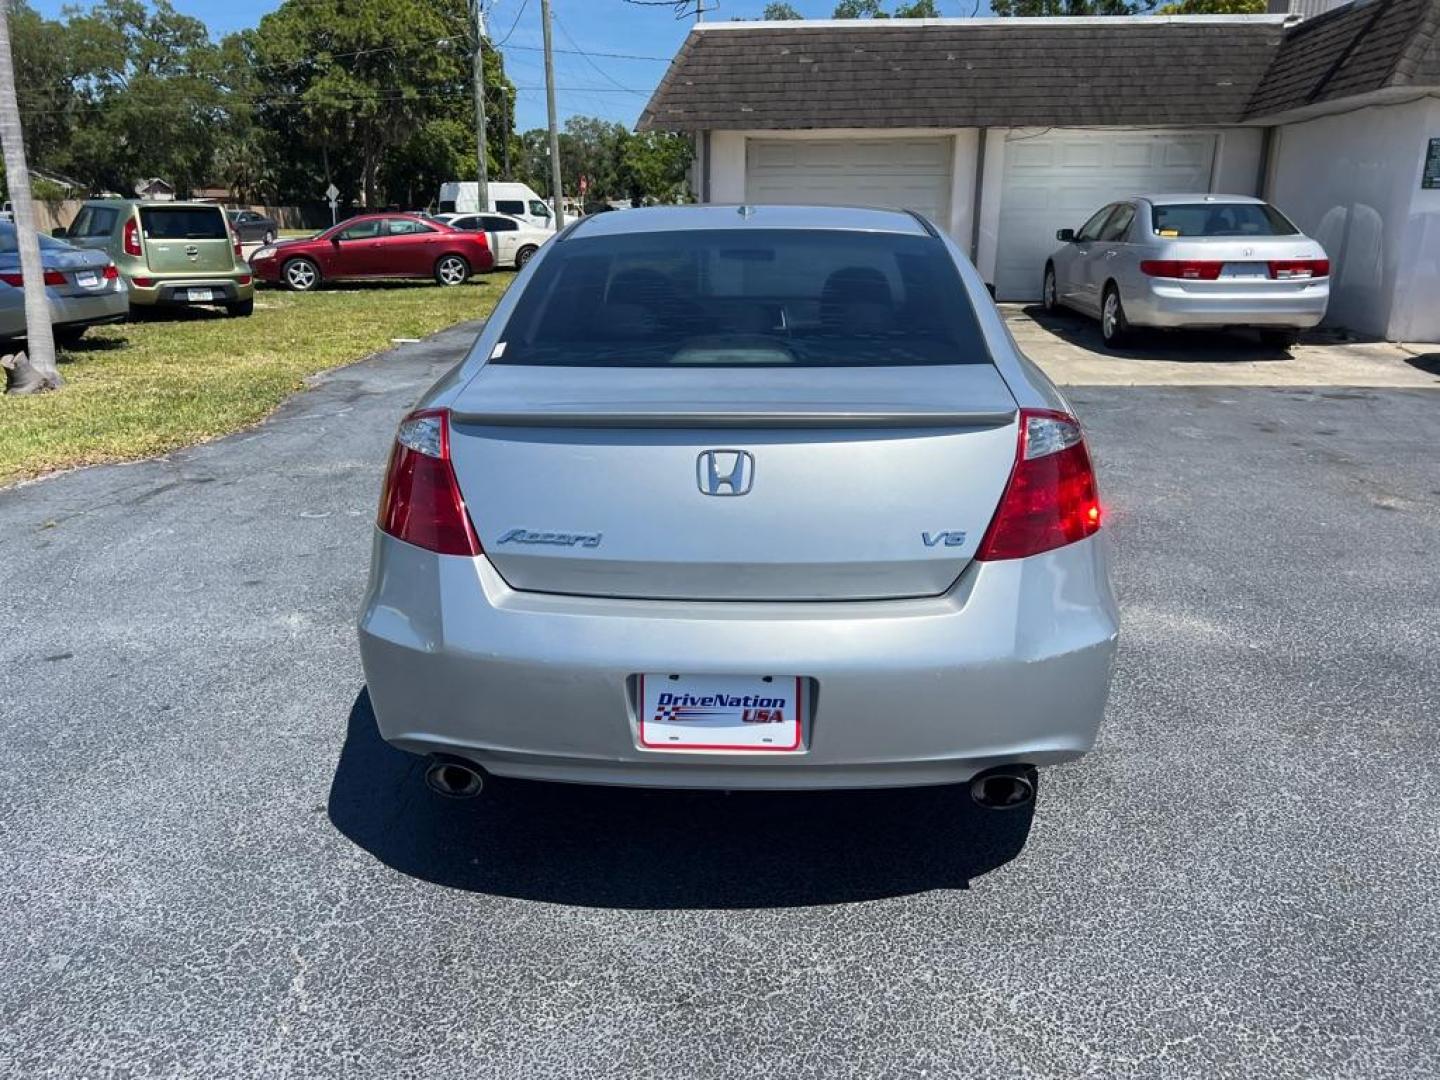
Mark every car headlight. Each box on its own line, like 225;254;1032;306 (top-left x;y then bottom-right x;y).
252;246;276;262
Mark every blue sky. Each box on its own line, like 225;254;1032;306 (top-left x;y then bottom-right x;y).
25;0;985;131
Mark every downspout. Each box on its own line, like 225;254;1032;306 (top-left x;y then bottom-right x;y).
970;128;987;267
702;130;712;204
1256;126;1276;200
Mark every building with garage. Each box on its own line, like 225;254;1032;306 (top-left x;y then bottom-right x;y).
639;0;1440;342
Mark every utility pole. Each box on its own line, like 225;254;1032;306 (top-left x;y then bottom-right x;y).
498;53;510;180
540;0;564;228
0;0;58;394
470;0;489;214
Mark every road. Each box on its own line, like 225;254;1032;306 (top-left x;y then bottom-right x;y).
1;323;1437;1078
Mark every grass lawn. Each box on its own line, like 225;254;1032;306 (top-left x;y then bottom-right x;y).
0;275;513;486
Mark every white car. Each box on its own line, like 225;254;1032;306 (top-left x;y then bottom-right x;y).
433;212;551;270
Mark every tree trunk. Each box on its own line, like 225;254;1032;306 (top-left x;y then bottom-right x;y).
0;0;59;394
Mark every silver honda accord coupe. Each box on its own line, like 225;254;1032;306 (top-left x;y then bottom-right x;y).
359;204;1119;808
1043;194;1330;348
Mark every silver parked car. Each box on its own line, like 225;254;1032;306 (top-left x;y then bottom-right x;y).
359;205;1119;809
1043;194;1330;348
0;223;128;345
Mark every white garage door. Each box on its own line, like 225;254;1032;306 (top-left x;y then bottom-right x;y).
994;131;1217;301
746;138;953;229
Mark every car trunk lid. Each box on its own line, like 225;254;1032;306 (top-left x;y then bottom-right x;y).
139;206;236;274
446;365;1019;601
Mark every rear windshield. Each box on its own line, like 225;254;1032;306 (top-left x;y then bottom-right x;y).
1151;203;1299;238
0;223;70;252
493;228;989;368
139;207;229;240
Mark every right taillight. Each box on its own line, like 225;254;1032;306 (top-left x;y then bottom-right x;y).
975;409;1102;562
1268;258;1329;279
377;408;481;557
123;217;143;257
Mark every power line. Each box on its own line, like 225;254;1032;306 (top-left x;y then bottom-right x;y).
550;8;647;95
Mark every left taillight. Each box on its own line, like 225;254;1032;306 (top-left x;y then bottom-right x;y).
377;408;481;556
0;270;66;286
102;264;119;280
975;409;1102;562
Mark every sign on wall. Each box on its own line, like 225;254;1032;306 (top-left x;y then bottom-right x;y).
1424;138;1440;189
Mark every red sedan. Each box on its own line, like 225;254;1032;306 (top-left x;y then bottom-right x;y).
247;213;494;291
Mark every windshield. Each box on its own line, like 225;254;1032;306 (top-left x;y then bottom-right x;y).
1151;203;1299;238
139;206;229;240
493;228;990;368
0;223;71;253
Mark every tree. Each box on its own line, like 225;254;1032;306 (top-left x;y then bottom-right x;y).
762;2;804;16
833;0;889;15
620;130;693;204
1158;0;1261;11
894;0;941;14
991;0;1151;14
0;0;58;393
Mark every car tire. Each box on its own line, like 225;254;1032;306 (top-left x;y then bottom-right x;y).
1100;285;1130;348
515;245;538;270
1259;329;1299;349
262;230;275;245
226;298;255;318
282;257;320;292
55;325;86;346
435;255;470;287
1042;264;1063;315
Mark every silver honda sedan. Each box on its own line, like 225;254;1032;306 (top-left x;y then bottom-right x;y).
358;205;1119;809
0;224;128;345
1042;194;1329;348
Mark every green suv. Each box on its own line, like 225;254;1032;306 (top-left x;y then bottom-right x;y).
59;200;254;317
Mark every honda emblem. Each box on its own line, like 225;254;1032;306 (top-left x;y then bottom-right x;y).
697;450;754;496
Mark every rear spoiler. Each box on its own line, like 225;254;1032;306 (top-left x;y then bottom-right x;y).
450;403;1017;429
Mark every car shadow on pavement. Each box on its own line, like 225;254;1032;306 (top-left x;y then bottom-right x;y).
1019;304;1296;362
328;689;1035;910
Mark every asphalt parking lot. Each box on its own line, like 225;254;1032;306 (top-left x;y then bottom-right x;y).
1;320;1437;1078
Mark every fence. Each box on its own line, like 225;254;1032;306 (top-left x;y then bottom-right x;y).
33;200;337;234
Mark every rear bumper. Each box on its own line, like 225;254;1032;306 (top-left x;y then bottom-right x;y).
50;290;129;330
126;277;254;308
1126;279;1329;329
358;530;1120;790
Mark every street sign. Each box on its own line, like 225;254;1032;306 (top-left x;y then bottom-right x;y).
325;182;340;225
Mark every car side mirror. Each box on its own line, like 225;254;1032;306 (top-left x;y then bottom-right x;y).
331;236;342;245
1056;228;1076;243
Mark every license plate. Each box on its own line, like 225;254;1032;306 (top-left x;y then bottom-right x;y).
186;288;214;302
639;674;804;752
1221;263;1267;280
75;271;99;288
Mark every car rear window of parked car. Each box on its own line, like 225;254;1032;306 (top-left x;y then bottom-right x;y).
1151;203;1299;237
140;207;229;240
493;228;990;368
0;223;69;252
70;205;118;238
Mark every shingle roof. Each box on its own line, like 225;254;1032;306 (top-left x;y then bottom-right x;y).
637;8;1440;133
1247;0;1440;117
638;18;1288;132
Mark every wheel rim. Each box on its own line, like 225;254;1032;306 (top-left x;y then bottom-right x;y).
287;262;314;289
1103;294;1118;338
516;247;534;268
439;258;466;285
1044;271;1056;308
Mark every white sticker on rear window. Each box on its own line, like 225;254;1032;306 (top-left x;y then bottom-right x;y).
490;341;507;360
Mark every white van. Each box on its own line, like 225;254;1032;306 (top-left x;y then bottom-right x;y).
437;182;555;231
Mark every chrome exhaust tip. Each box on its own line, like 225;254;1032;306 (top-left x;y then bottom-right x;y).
424;756;486;799
969;766;1037;811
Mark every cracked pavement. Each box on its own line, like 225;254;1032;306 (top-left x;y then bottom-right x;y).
1;321;1437;1078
